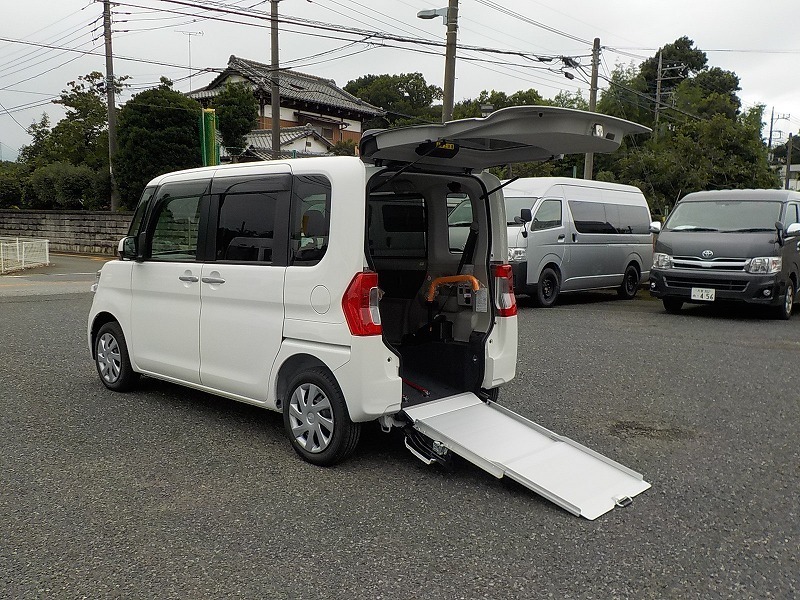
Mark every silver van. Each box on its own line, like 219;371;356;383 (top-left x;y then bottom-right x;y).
504;178;653;306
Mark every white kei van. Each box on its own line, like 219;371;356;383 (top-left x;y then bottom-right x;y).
504;178;654;306
88;107;651;519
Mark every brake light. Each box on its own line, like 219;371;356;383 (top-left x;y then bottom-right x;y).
342;271;382;336
493;264;517;317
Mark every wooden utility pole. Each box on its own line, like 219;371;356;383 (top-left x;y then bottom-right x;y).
583;37;600;180
270;0;281;159
785;134;793;190
442;0;458;123
102;0;120;211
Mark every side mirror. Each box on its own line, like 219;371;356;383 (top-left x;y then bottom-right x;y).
786;223;800;236
520;208;533;223
118;236;138;260
649;221;662;234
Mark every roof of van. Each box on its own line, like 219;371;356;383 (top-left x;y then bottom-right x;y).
679;189;800;203
501;177;643;197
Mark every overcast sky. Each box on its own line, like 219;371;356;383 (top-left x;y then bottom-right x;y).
2;0;799;160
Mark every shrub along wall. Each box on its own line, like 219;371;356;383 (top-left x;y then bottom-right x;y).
0;210;134;255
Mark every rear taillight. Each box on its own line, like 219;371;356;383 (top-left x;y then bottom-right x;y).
493;264;517;317
342;271;382;336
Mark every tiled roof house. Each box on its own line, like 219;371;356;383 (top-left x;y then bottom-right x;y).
189;55;384;153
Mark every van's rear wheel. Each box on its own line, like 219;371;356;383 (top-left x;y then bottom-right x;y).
618;264;640;299
775;280;794;320
283;368;361;466
535;267;560;308
663;298;683;314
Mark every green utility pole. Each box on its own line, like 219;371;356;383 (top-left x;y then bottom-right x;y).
200;109;220;166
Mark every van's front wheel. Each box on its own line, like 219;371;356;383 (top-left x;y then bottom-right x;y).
535;267;560;307
775;280;794;320
283;368;361;466
618;264;640;299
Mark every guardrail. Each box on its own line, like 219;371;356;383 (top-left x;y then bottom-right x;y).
0;237;50;274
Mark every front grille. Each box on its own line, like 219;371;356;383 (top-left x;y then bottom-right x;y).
672;256;747;271
664;276;748;292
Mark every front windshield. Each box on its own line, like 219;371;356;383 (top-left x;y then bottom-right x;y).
504;196;538;225
665;200;782;232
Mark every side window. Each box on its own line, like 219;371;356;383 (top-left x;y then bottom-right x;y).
128;186;156;237
784;204;799;226
148;181;207;261
215;180;284;263
569;200;616;234
368;195;427;258
290;174;332;266
617;204;651;234
448;198;473;251
531;199;562;231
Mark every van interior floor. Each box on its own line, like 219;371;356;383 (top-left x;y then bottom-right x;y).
395;340;481;408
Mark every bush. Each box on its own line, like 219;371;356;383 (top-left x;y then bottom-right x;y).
0;162;28;208
29;162;97;209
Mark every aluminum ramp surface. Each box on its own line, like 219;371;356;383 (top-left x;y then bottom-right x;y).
403;393;651;520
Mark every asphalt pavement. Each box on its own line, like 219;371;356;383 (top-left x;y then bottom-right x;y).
1;266;798;599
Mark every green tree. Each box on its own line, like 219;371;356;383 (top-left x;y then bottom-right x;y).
214;81;259;157
330;139;356;156
115;78;202;208
453;89;547;119
0;162;30;208
28;162;97;209
18;114;54;168
344;73;442;128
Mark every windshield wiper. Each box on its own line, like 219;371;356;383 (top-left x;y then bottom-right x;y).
723;227;774;233
669;226;719;232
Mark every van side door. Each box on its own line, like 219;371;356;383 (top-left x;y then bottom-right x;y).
129;179;210;383
525;196;567;288
198;173;291;400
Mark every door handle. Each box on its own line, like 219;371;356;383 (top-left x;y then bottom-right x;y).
572;233;577;242
201;276;226;285
178;275;199;282
557;235;565;243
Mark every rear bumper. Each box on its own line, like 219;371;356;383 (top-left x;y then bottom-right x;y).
509;260;530;293
649;268;785;306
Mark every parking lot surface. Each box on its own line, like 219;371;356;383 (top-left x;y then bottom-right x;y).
1;265;797;599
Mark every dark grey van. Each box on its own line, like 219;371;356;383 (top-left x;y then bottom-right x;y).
649;189;800;319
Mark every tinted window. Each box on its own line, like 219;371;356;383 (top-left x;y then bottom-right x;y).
617;204;651;234
569;200;616;234
531;199;562;231
290;175;331;265
785;204;799;226
369;195;426;258
129;186;156;237
149;181;207;261
216;181;281;263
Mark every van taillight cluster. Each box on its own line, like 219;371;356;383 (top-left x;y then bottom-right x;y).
343;271;383;336
493;264;517;317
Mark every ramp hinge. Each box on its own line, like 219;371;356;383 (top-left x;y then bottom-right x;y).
614;496;633;508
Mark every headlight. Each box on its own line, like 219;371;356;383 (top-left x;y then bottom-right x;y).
653;253;673;269
746;257;782;274
508;247;526;262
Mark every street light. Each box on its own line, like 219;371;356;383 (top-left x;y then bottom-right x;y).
417;0;458;123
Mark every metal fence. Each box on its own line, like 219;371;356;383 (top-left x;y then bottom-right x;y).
0;237;50;274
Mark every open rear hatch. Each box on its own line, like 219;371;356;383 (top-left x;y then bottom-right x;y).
360;105;650;171
404;393;650;520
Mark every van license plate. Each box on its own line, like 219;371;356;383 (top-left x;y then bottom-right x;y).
691;287;715;301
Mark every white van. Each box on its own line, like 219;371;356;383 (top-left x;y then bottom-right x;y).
504;178;653;306
88;107;651;519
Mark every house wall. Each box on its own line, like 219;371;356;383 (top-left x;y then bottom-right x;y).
0;210;134;255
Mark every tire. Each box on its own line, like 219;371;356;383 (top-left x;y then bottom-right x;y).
535;267;560;308
95;322;139;392
663;298;683;314
618;264;640;299
775;280;794;320
283;367;361;466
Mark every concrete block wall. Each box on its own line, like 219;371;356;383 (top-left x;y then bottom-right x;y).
0;210;135;255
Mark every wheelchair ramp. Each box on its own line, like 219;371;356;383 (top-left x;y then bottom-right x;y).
403;393;651;520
